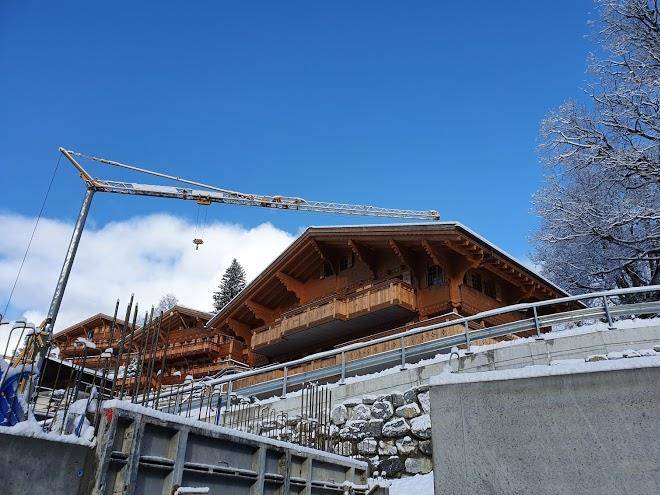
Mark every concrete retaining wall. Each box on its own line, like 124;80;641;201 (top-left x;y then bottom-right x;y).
429;359;660;495
0;433;92;495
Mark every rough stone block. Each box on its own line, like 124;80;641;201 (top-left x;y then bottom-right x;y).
382;417;410;437
410;414;432;439
395;435;418;455
378;439;398;456
351;403;372;421
330;404;348;425
405;456;433;475
396;402;421;418
371;400;394;420
378;456;405;477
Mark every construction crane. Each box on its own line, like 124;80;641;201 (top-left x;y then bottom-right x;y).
34;148;439;371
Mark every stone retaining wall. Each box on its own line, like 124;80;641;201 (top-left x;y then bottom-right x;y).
328;385;433;477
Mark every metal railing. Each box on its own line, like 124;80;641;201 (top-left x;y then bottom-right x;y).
157;285;660;407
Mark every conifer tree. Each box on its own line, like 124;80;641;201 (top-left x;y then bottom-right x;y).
213;259;247;311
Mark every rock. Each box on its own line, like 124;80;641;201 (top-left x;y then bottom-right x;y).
382;417;410;437
623;349;641;358
375;393;391;403
333;441;354;456
419;439;433;456
378;439;398;456
339;420;368;440
351;403;372;421
403;387;418;404
390;391;405;408
362;395;377;405
396;402;421;419
654;345;660;353
417;391;430;414
410;414;432;439
358;437;378;455
330;404;348;425
367;419;383;438
329;424;339;437
342;398;361;407
405;457;433;475
395;435;418;455
403;385;429;404
371;400;394;420
378;456;405;477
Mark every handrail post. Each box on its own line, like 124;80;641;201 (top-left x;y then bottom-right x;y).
339;352;346;385
281;366;288;398
532;306;542;340
222;380;233;426
400;336;407;370
603;296;616;330
463;321;473;355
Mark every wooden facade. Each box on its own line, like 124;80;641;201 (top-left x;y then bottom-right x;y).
52;223;569;384
207;223;568;362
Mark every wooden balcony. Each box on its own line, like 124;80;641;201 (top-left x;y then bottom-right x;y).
252;279;417;356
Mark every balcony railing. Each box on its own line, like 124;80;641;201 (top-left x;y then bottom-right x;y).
252;279;417;349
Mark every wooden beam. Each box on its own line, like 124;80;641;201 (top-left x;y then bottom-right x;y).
388;239;415;270
275;271;307;303
348;239;376;278
421;239;442;266
245;300;277;325
226;318;252;342
311;239;336;275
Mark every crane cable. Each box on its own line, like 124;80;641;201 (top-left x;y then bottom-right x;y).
1;153;61;322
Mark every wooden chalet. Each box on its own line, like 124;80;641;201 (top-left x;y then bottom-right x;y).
206;223;570;362
51;222;570;388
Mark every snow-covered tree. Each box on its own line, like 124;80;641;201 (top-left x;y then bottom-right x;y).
533;0;660;297
156;293;178;314
213;259;247;311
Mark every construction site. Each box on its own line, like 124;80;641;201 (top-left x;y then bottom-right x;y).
1;146;659;495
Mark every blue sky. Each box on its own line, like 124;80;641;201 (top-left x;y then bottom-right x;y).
0;1;595;326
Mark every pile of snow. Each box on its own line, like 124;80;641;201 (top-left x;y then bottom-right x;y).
389;471;434;495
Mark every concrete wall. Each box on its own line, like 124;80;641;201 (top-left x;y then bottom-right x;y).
0;433;92;495
243;323;660;418
429;362;660;495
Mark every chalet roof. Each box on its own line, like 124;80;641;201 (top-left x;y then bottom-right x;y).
205;222;571;329
54;312;125;340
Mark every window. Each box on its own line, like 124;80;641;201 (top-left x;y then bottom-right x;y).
321;261;334;278
484;279;497;299
426;265;445;287
470;273;482;292
339;254;353;271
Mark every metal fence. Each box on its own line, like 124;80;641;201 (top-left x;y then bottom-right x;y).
1;284;659;447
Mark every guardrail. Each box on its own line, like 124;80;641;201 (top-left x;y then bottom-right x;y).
158;285;660;407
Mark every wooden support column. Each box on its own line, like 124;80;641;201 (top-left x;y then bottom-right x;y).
348;239;376;278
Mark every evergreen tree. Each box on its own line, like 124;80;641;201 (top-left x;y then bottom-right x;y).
213;259;247;311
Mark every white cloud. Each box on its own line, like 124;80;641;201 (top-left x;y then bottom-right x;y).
0;213;295;347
